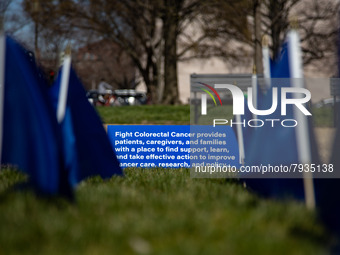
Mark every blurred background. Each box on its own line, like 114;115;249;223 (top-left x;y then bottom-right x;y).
1;0;338;105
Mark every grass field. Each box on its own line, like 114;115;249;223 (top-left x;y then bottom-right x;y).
312;107;334;127
0;168;330;255
97;104;334;127
0;105;335;254
96;105;190;124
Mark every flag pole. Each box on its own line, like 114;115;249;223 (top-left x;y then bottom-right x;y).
235;81;245;165
252;65;257;119
288;27;315;210
262;35;271;89
57;45;71;123
0;21;5;168
236;114;245;165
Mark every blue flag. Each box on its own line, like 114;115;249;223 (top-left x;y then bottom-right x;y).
245;42;299;166
242;38;318;199
49;67;122;186
1;36;70;195
314;21;340;235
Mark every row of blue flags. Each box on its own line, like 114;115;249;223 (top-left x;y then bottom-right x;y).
234;28;340;238
0;35;122;197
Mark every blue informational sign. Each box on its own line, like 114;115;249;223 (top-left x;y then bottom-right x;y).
108;125;191;168
107;125;240;169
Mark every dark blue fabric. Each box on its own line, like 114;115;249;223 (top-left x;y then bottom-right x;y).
49;67;122;186
242;41;305;200
271;42;290;78
315;102;340;237
1;36;65;195
232;78;261;160
245;43;299;166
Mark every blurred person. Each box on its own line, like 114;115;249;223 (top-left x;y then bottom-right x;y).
98;78;113;103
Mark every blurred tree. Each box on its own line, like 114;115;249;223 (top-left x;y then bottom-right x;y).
20;0;338;103
177;1;251;62
261;0;339;70
0;0;12;27
65;0;163;103
253;0;263;74
21;0;251;104
161;0;252;103
297;0;339;70
75;39;136;91
22;0;74;75
161;0;182;104
1;0;30;35
0;0;11;15
262;0;297;60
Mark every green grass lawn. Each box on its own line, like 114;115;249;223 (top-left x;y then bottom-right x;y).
96;105;190;124
97;104;334;127
0;104;336;254
0;168;330;255
312;107;334;127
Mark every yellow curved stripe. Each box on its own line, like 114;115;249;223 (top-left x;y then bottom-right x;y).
200;88;217;106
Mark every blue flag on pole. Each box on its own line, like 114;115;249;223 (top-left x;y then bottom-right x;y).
242;35;319;200
245;44;299;166
49;67;122;186
1;36;69;195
